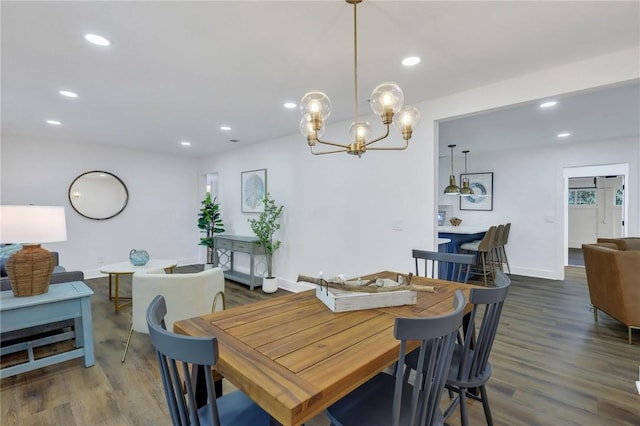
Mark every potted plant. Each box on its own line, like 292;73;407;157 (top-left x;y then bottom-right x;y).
248;192;284;293
197;193;225;267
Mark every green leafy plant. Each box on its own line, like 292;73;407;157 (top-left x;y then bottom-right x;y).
248;193;284;278
198;193;225;265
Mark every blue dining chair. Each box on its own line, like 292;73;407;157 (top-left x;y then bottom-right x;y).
146;295;270;426
412;249;475;283
405;270;511;426
326;290;467;426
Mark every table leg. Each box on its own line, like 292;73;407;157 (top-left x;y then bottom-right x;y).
195;365;224;407
114;273;120;312
81;296;95;367
108;273;113;300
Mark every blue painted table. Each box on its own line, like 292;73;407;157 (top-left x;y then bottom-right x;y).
0;281;95;378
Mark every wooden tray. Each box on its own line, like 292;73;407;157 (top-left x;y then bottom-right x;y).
314;285;416;313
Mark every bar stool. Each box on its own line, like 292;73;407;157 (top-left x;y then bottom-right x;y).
460;226;498;286
500;223;512;274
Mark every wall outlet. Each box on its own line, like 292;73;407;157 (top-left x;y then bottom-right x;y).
391;218;403;231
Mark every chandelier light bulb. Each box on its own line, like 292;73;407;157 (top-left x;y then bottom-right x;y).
349;121;372;143
393;106;421;140
300;114;324;145
370;83;404;124
300;91;331;119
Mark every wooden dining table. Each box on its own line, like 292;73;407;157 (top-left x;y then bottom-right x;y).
174;271;475;426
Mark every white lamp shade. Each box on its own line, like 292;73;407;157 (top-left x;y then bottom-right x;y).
0;205;67;243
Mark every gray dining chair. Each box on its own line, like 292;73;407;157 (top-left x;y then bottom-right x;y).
326;290;467;426
406;270;511;426
146;295;270;426
412;249;475;283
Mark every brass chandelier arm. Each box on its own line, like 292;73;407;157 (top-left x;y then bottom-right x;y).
363;124;391;147
314;137;352;149
366;138;409;151
310;146;349;155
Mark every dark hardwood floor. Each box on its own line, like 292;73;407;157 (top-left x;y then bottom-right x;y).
2;266;639;425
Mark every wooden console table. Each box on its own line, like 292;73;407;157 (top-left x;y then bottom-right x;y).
0;281;95;378
215;235;265;290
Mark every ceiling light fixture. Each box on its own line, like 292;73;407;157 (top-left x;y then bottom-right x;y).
299;0;420;157
284;102;297;109
557;132;571;138
539;101;557;108
220;126;231;131
46;119;62;125
59;90;78;98
180;141;191;146
84;34;110;46
402;56;421;66
459;150;474;197
444;144;460;195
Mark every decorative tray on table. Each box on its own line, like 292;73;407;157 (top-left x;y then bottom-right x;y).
297;273;436;313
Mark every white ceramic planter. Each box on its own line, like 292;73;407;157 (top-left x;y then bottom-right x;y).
262;277;278;293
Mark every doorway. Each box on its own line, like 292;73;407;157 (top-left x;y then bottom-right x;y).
564;164;628;267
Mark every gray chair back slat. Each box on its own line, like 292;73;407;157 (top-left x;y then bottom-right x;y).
393;290;466;426
147;295;221;426
326;292;467;426
456;271;510;383
412;249;475;283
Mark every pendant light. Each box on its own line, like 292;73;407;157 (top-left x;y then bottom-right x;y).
444;144;460;195
459;150;475;197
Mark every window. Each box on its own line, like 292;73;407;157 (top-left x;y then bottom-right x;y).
615;189;623;206
568;189;596;205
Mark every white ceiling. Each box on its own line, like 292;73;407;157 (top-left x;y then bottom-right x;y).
439;79;640;156
2;1;639;158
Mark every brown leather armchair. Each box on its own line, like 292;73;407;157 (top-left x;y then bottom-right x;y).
597;237;640;251
582;243;640;344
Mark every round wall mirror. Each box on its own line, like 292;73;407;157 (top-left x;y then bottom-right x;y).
68;171;129;220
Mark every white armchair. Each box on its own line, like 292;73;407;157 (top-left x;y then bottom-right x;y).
121;267;225;362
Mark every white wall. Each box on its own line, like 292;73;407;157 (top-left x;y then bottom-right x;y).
439;137;638;278
2;48;638;282
199;47;639;283
1;138;200;277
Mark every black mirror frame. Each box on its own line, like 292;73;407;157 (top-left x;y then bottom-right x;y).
68;170;129;220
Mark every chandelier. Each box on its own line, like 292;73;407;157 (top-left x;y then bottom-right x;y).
299;0;421;157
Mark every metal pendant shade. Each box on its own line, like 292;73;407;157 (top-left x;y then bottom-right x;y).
459;150;475;196
444;144;460;195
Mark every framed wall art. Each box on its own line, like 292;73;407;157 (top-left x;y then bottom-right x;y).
460;172;493;211
241;169;267;213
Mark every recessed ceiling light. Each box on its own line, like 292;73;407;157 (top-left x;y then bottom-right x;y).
46;119;62;125
402;56;421;66
540;101;557;108
557;132;571;138
180;141;191;146
229;139;240;143
84;34;110;46
284;102;297;109
59;90;78;98
220;126;231;131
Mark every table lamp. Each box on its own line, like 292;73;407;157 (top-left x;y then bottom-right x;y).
0;205;67;296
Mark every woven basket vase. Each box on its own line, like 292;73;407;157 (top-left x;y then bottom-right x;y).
6;245;55;296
